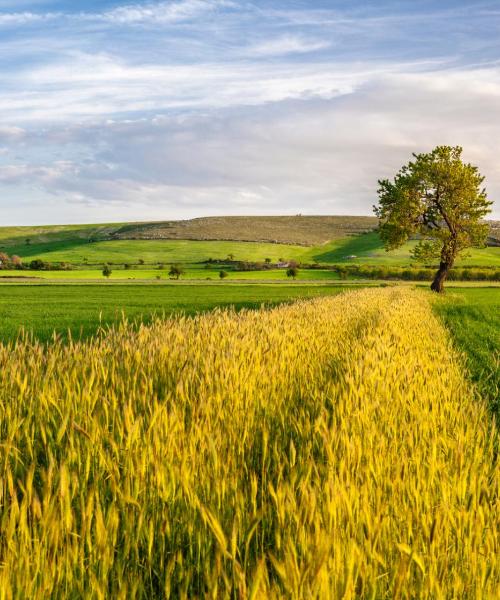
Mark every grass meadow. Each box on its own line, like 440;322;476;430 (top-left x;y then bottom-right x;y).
0;287;498;598
2;231;499;268
436;287;499;413
0;283;357;342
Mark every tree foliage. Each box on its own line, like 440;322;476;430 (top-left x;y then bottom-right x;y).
374;146;492;291
169;264;185;280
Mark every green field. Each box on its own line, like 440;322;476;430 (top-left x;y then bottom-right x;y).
304;232;500;266
435;287;499;412
0;283;358;342
1;282;498;416
0;239;308;265
0;267;346;281
1;220;499;268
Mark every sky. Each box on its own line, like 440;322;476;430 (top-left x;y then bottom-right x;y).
0;0;499;224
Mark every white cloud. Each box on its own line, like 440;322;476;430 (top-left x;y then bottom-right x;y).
0;1;498;222
99;0;235;24
0;10;58;25
246;35;331;57
2;65;499;220
0;125;25;141
0;51;438;123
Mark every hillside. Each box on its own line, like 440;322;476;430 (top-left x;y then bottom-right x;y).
111;215;378;245
0;216;377;248
1;216;498;248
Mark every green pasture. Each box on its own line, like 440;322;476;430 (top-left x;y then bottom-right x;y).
0;267;343;281
0;283;353;342
435;287;499;413
2;231;499;267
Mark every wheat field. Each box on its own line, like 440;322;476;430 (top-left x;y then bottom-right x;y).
0;288;498;598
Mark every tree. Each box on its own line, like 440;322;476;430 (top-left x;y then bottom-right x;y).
219;270;228;280
227;253;235;261
11;255;23;269
169;264;185;280
374;146;491;292
102;264;112;278
30;259;46;271
286;267;298;280
264;258;272;264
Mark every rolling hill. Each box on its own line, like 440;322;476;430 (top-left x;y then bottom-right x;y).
0;216;498;267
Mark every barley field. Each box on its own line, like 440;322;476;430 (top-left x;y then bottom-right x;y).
0;288;498;599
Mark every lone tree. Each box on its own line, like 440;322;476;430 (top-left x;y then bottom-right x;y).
374;146;491;292
219;270;228;280
169;264;185;280
102;264;112;278
286;267;298;280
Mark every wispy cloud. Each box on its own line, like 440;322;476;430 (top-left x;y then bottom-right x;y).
246;35;330;57
0;10;59;25
100;0;235;24
0;0;498;223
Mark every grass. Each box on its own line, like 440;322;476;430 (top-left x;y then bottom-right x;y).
303;232;500;266
2;235;499;268
0;239;309;265
0;216;377;247
1;223;498;268
434;287;500;414
0;288;498;598
0;267;345;281
0;283;352;342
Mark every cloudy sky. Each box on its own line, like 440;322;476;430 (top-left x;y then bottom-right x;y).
0;0;499;224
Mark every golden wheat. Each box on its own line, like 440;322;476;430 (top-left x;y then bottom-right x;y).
0;288;498;599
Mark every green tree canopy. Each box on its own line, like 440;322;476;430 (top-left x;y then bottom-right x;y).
374;146;492;292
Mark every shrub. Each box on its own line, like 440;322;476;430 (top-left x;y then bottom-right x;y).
169;264;185;280
29;259;46;271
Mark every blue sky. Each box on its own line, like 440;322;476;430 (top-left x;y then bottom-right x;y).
0;0;499;224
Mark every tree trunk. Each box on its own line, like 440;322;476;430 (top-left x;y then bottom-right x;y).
431;261;451;293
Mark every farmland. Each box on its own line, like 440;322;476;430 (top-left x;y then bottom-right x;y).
0;216;498;598
436;287;499;412
0;283;356;342
1;218;499;270
0;287;498;598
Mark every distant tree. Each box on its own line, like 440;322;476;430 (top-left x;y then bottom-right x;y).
287;267;299;280
227;253;235;261
11;255;23;269
138;259;145;265
30;259;46;271
278;257;284;263
264;257;272;264
219;270;228;280
169;264;185;280
25;238;31;246
124;263;131;270
102;264;112;278
375;146;492;292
